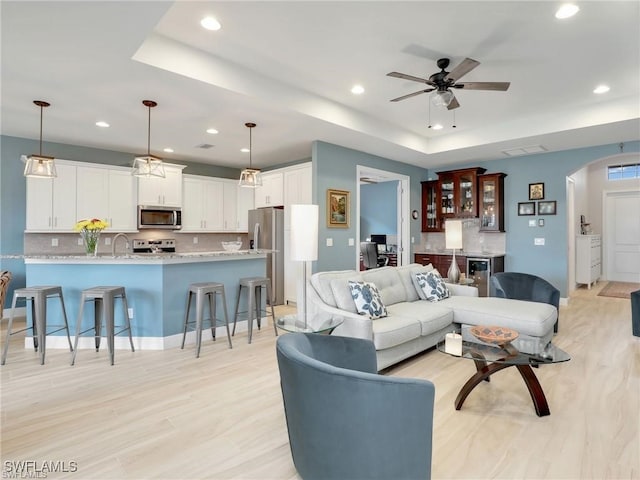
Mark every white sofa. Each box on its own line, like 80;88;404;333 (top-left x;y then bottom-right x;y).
307;263;558;370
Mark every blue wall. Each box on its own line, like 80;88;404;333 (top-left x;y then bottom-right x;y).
0;135;242;308
360;181;398;241
312;141;428;271
430;141;640;297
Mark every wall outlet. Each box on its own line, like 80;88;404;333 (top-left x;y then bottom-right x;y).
128;308;134;319
326;238;333;247
51;238;58;247
193;236;198;244
104;237;111;245
534;237;545;246
77;238;83;246
348;238;354;246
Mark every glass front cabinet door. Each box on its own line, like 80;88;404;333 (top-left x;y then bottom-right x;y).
421;180;442;232
478;173;507;232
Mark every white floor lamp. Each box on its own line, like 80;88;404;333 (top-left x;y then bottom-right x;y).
445;219;463;283
290;204;319;328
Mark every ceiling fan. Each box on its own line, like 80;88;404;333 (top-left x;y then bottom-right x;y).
387;57;510;110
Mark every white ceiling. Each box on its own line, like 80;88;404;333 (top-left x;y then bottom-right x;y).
2;1;639;171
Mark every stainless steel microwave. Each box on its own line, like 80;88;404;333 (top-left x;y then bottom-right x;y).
137;206;182;230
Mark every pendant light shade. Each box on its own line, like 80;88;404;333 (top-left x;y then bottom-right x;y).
24;100;57;178
238;122;262;188
132;100;165;178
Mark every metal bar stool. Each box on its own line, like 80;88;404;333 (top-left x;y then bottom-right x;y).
71;286;134;366
232;277;278;344
181;282;233;357
1;286;72;365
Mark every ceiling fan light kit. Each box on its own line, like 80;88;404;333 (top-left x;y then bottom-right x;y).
238;122;263;188
388;57;510;111
24;100;57;178
132;100;166;178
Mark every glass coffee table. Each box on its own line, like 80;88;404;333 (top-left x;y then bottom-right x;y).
437;328;570;417
276;313;343;334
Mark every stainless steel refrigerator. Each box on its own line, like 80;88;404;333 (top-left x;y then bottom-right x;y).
248;207;284;305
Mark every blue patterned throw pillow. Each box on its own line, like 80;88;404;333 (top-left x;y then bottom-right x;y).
414;271;450;302
348;281;387;319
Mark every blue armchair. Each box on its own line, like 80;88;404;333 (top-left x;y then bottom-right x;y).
276;333;435;480
491;272;560;332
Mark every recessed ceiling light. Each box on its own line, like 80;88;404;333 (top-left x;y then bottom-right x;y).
241;148;250;153
555;4;579;19
432;124;443;130
206;128;219;134
95;121;109;128
351;84;365;95
200;16;221;31
163;148;174;153
593;85;610;94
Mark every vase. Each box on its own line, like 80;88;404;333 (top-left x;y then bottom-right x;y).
81;230;101;257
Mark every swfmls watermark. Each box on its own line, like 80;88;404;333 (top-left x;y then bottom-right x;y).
2;460;78;478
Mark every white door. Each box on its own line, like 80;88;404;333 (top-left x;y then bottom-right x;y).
604;190;640;282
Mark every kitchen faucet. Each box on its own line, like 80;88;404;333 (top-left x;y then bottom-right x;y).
111;233;130;256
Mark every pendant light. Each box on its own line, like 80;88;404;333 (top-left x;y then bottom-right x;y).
132;100;165;178
23;100;57;178
238;122;262;188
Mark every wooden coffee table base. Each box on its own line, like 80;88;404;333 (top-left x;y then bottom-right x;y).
455;359;550;417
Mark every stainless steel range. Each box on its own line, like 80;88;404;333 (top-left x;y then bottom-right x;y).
132;239;176;254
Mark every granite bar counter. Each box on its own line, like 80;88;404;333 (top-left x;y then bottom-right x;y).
22;250;268;350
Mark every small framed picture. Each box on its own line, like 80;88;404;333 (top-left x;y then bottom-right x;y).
538;200;557;215
518;202;535;216
529;182;545;200
538;218;545;227
327;188;350;228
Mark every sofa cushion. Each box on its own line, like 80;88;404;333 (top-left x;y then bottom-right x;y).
330;275;363;313
310;270;359;308
348;281;387;319
414;271;450;302
386;301;453;337
396;263;435;302
370;315;422;350
360;267;407;306
442;296;557;337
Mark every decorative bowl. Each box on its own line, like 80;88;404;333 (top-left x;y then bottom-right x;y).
221;241;242;251
470;325;519;346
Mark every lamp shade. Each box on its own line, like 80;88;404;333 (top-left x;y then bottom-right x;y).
290;204;318;262
445;219;463;250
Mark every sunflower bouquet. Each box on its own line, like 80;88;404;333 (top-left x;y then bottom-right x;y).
74;218;109;256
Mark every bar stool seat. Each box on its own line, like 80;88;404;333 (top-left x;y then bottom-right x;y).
71;286;134;366
2;285;72;365
233;277;277;344
181;282;233;357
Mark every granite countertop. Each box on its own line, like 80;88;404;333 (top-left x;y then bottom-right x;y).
414;250;505;258
7;250;272;265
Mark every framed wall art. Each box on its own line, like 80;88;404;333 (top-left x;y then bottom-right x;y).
327;189;350;228
529;182;545;200
538;200;557;215
518;202;535;216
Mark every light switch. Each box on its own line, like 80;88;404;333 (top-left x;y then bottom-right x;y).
326;238;333;247
534;238;545;246
528;219;537;227
348;238;354;246
411;236;415;244
51;238;58;247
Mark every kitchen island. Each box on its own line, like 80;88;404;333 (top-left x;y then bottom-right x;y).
23;251;268;350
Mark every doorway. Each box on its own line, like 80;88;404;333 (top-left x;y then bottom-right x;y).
356;166;410;268
603;190;640;282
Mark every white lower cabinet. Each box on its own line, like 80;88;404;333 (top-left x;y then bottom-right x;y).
576;234;601;289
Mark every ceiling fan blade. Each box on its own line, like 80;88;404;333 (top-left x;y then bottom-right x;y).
445;57;480;81
447;95;460;110
390;88;435;102
387;71;435;86
455;81;510;91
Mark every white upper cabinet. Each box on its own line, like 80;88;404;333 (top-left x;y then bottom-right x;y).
223;181;238;232
182;175;224;232
254;171;284;208
75;165;137;232
137;164;184;207
236;185;255;232
26;162;77;232
283;163;312;229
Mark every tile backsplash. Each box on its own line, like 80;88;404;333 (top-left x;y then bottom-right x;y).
419;219;506;254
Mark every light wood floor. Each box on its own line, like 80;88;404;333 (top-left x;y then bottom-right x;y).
1;284;638;479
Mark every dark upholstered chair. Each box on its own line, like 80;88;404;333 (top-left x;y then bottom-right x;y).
276;333;435;480
360;241;388;269
491;272;560;332
631;289;640;337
